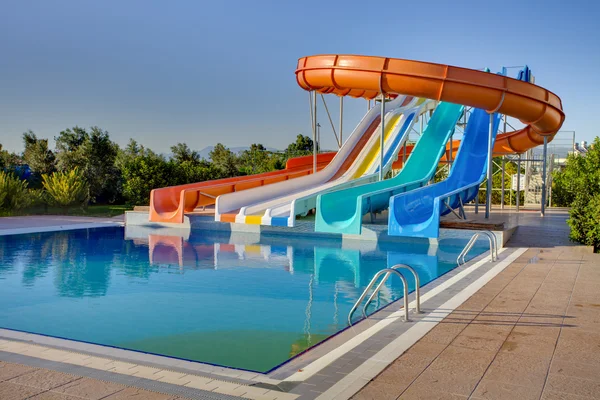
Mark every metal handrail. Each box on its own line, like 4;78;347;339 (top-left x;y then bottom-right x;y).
363;264;421;317
457;230;498;266
348;264;419;325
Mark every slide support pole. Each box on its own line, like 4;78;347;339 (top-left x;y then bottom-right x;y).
312;91;317;173
501;156;505;209
485;113;494;219
516;154;521;211
380;94;385;181
541;136;548;217
339;97;343;147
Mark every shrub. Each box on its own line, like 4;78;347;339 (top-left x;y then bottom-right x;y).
568;193;600;251
42;168;89;207
551;137;600;250
0;170;31;211
27;189;46;208
121;154;175;206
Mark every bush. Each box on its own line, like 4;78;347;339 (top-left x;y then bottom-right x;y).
568;193;600;251
552;137;600;250
42;168;89;207
121;154;176;206
0;170;31;211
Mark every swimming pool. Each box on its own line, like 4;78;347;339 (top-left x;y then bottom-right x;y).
0;227;487;372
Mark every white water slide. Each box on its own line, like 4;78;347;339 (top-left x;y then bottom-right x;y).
215;96;427;227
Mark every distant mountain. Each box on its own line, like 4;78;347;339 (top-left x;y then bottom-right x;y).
198;145;279;160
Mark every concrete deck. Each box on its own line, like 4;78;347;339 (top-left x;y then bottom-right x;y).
353;211;600;399
2;210;600;399
0;215;124;236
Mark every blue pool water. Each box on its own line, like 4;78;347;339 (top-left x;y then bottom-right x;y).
0;227;487;372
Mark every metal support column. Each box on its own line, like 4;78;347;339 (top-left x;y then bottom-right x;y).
485;113;494;219
312;91;317;173
516;154;521;211
339;96;343;147
448;132;453;173
501;156;505;209
316;123;321;153
541;136;548;216
379;94;386;181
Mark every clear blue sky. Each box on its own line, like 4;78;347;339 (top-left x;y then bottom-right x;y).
1;0;598;153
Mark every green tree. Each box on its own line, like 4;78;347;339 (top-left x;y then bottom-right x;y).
175;161;224;185
0;144;23;170
121;153;175;205
22;130;56;175
476;157;524;206
170;143;201;164
239;143;271;174
553;137;600;250
551;155;583;207
285;134;313;157
209;143;239;177
55;126;120;203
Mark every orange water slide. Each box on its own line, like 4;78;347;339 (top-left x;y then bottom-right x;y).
149;152;335;223
296;55;564;158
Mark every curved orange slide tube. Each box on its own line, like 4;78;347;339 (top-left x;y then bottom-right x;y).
296;55;564;155
149;152;334;223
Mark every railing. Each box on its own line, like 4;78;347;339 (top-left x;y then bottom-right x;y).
457;230;498;266
348;264;420;326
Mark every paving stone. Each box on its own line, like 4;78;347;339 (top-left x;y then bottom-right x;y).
51;377;125;399
0;381;45;399
545;373;600;398
8;369;80;390
471;378;542;400
549;359;600;382
353;381;403;400
0;362;36;382
29;392;83;400
554;330;600;366
540;390;592;399
405;346;496;396
483;353;550;388
398;382;468;399
419;323;466;345
102;387;178;400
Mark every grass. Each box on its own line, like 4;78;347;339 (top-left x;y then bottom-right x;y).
1;204;131;218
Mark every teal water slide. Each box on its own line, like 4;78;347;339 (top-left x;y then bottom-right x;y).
314;102;463;235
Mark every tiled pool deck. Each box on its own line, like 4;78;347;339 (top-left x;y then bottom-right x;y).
1;211;599;400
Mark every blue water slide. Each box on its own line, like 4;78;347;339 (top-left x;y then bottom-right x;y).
314;102;464;235
387;108;501;238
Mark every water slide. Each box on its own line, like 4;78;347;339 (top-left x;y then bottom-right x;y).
315;101;463;234
149;152;335;224
388;108;501;238
215;96;422;224
262;98;428;227
387;68;533;238
297;54;564;234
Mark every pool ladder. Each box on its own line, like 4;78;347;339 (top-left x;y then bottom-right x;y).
348;264;421;326
457;230;498;266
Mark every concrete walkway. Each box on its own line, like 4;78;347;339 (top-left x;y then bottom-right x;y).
354;212;600;399
0;361;185;399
